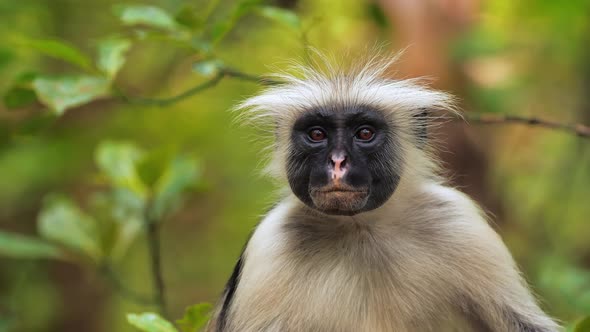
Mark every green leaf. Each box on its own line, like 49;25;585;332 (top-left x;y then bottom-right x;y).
3;72;39;110
127;313;178;332
210;21;232;44
32;75;111;115
38;195;102;260
18;38;94;72
0;316;15;332
366;3;388;28
89;189;144;260
129;29;192;47
255;6;301;30
175;5;202;30
92;188;145;260
211;0;263;44
95;141;148;198
176;303;212;332
0;48;14;71
97;38;132;80
192;59;224;77
190;38;212;54
13;71;38;84
0;231;64;259
15;113;57;136
115;5;180;31
233;0;264;18
152;155;199;219
575;316;590;332
136;148;174;188
3;87;37;109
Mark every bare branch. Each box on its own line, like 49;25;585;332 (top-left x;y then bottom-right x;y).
221;67;281;85
461;113;590;139
120;72;226;107
145;216;169;320
116;67;280;107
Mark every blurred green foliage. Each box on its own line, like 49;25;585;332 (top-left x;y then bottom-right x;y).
175;303;212;332
0;0;589;331
128;312;178;332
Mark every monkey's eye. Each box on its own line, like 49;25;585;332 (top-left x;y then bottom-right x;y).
355;127;375;142
308;128;327;142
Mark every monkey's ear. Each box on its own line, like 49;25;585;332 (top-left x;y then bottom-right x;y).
413;109;428;149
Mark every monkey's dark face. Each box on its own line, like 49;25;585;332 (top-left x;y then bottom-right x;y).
287;105;402;215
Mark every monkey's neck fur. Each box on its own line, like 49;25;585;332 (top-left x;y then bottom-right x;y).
211;177;557;332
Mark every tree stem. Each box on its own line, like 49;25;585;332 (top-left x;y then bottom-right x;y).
146;220;168;319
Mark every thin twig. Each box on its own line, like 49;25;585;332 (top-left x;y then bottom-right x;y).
145;216;169;319
221;67;281;86
115;65;590;139
122;72;225;107
100;264;155;306
462;113;590;139
117;67;280;107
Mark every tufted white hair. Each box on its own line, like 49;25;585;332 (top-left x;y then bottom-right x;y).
234;52;458;181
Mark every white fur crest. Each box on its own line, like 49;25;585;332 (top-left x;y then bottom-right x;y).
233;52;458;180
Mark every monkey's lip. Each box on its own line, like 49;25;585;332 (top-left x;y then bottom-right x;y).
312;184;368;194
315;189;368;194
311;184;369;195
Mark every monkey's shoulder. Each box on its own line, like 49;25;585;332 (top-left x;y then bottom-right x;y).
401;183;507;248
410;183;484;219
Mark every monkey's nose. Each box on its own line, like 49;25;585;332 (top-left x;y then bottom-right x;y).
330;153;348;180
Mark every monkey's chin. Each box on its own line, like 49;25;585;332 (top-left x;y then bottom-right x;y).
310;189;369;216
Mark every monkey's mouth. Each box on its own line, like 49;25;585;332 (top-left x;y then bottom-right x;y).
310;184;369;215
316;189;367;193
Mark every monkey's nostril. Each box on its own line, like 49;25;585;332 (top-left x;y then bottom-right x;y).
340;157;347;168
330;154;347;171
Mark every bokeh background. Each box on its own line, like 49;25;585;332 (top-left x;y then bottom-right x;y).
1;0;589;331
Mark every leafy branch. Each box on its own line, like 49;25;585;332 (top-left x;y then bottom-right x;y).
1;3;299;331
126;65;590;139
118;66;280;107
0;142;200;324
116;64;590;140
9;2;587;141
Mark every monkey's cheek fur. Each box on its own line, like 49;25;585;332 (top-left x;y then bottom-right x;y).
310;190;369;215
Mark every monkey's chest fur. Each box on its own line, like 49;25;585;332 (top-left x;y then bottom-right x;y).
225;211;474;332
